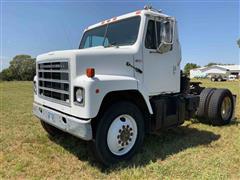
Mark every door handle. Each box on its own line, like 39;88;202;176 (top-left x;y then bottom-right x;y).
126;62;143;74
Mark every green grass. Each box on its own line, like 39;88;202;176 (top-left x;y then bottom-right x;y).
0;80;240;179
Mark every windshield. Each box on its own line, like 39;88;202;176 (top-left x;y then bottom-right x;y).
79;16;141;49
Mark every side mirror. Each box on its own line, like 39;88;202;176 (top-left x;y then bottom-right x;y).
157;20;173;54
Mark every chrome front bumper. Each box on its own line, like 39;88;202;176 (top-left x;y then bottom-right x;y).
33;103;92;140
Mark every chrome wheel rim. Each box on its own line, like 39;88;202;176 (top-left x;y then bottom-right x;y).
221;96;232;121
107;114;137;156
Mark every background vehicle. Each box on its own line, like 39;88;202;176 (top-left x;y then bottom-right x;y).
228;75;237;81
208;73;228;82
33;6;236;166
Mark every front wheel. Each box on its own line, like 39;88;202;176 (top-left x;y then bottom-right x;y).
92;101;145;166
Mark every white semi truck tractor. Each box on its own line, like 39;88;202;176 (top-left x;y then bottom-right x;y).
33;6;236;166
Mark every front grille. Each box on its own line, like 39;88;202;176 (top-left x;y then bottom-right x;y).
38;60;70;105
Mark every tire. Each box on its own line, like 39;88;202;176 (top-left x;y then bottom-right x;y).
211;77;215;82
207;89;234;126
196;88;216;123
92;101;145;166
40;120;64;137
217;77;222;82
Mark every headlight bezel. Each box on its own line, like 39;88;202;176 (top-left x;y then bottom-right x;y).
74;87;85;106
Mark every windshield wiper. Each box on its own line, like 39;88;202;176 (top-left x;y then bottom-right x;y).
104;41;136;48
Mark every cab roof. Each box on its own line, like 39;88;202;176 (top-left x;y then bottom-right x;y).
85;8;171;32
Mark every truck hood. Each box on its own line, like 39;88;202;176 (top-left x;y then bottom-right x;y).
37;47;137;77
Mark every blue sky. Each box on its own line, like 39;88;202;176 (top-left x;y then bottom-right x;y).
1;0;239;70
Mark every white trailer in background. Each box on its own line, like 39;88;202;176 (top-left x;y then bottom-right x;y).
190;67;207;79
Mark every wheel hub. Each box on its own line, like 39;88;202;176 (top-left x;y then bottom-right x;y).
107;114;138;156
221;96;232;121
118;125;133;145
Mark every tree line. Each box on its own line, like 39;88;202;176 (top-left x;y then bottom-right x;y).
0;55;36;81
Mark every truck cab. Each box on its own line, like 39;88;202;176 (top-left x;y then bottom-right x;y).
33;6;235;166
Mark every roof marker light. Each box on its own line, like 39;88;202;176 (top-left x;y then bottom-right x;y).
135;10;141;15
112;17;117;21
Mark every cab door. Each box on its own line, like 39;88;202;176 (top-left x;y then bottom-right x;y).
143;17;180;95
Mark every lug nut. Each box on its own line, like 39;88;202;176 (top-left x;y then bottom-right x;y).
118;140;121;144
129;138;132;141
121;143;124;146
119;129;122;133
122;125;125;129
130;133;133;136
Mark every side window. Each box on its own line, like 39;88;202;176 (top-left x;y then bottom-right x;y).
145;20;156;49
145;19;173;50
156;21;162;46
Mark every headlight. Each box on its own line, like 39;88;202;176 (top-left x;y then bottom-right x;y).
74;87;84;104
33;81;37;94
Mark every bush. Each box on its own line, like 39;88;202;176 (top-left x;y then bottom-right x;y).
0;68;14;81
183;63;200;75
0;55;36;81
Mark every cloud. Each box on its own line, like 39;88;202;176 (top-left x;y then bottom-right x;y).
0;56;8;59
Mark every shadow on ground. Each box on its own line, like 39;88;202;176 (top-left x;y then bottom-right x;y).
49;122;221;172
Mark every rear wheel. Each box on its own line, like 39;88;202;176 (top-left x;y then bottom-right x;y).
211;77;215;82
207;89;234;125
196;88;216;123
92;101;144;166
40;120;64;137
217;77;222;82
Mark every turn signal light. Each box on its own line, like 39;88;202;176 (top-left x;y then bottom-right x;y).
86;68;95;78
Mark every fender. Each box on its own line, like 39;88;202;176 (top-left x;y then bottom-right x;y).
73;74;153;119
